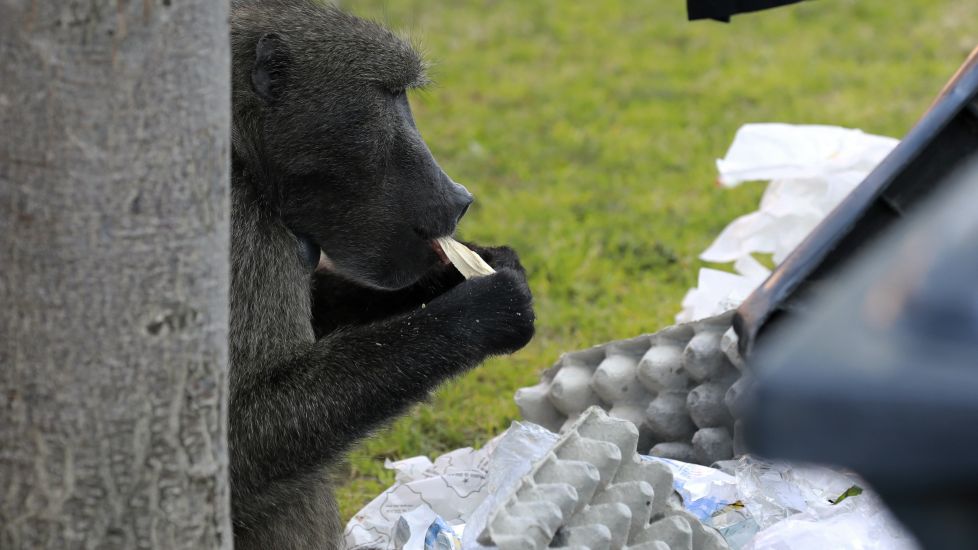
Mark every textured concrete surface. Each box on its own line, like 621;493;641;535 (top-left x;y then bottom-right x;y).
516;312;745;465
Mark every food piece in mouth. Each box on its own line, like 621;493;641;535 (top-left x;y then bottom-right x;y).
434;237;496;279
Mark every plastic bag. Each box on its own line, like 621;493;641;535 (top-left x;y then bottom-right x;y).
734;457;858;530
714;124;898;188
743;491;919;550
734;457;920;550
677;123;898;322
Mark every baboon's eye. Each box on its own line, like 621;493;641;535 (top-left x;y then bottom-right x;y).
390;88;406;98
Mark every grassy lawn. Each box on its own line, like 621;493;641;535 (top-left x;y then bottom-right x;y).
335;0;977;519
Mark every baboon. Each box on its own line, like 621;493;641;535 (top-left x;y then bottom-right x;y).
228;1;535;548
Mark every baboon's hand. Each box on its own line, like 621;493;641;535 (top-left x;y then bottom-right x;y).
461;243;527;276
436;267;535;356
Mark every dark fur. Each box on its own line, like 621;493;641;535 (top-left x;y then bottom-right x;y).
228;2;535;549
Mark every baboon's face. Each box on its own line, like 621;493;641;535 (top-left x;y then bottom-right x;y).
234;5;471;290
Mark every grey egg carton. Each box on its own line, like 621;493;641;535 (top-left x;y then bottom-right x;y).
478;407;729;550
516;312;749;465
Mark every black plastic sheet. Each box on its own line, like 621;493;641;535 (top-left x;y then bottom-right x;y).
687;0;809;22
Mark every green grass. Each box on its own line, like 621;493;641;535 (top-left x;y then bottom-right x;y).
335;0;977;518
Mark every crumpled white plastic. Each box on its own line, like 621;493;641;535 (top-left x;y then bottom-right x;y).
677;123;899;323
715;123;900;189
644;456;740;521
743;494;919;550
734;457;859;530
733;457;920;550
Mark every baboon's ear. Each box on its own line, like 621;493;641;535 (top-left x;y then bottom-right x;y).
252;33;289;102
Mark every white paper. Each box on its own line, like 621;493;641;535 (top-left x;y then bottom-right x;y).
343;443;498;549
344;422;559;550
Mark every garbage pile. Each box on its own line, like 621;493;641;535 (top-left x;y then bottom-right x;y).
344;418;916;550
343;124;919;550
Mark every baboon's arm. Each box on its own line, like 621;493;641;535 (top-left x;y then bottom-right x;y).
311;244;528;336
231;268;532;495
310;266;464;337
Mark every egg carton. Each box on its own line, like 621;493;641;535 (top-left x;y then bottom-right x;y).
516;312;749;465
478;407;729;550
